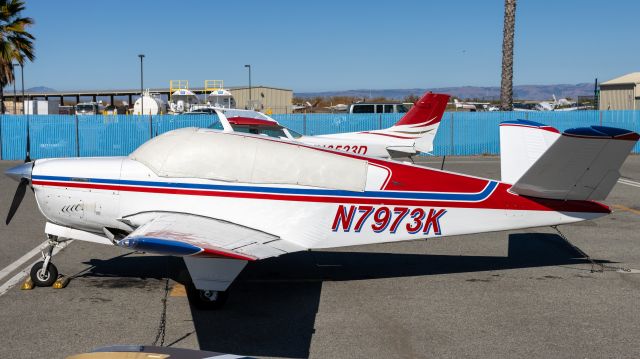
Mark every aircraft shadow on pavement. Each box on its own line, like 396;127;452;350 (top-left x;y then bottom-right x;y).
80;233;607;358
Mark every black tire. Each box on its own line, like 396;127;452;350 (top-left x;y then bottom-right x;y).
186;283;228;310
30;261;58;287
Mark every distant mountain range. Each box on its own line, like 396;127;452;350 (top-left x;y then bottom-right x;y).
296;83;596;101
26;86;57;93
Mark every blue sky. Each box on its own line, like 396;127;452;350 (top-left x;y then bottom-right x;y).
11;0;640;92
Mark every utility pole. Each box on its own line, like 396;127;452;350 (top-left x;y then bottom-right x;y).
12;64;18;114
138;54;145;115
20;63;25;114
244;64;252;109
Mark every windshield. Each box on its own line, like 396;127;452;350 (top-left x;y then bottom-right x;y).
231;124;288;139
191;108;217;114
222;109;271;121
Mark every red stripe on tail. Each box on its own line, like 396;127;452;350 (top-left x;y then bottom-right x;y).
394;92;450;126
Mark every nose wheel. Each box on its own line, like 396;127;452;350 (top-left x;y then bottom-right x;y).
30;261;58;287
29;236;60;287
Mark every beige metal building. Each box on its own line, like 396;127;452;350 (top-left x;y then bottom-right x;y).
599;72;640;110
229;86;293;114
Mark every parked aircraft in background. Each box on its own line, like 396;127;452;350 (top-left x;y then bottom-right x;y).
453;99;499;111
199;92;449;159
291;101;313;112
514;95;589;112
553;94;577;107
5;119;637;308
325;103;349;112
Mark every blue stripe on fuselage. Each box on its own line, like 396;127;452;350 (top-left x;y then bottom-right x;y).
32;175;498;202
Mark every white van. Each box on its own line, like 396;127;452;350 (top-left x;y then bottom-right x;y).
348;103;409;114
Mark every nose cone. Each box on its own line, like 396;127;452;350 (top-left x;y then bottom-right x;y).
4;162;33;182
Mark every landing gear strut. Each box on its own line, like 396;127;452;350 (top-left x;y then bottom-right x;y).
29;236;60;287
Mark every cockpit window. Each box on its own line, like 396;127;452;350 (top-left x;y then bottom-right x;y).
231;124;288;139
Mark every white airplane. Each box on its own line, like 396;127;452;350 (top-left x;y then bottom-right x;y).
5;118;638;308
553;94;576;107
202;92;449;159
326;103;348;112
453;98;499;111
514;95;586;112
291;101;314;112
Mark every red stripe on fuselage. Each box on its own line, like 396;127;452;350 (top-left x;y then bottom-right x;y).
31;180;609;213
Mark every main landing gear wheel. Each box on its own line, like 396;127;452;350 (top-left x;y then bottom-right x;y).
30;261;58;287
186;284;229;310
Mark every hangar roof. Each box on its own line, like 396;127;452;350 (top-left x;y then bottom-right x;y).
601;72;640;86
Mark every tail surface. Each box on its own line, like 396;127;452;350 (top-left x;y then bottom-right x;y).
369;92;449;154
395;92;449;127
500;120;639;201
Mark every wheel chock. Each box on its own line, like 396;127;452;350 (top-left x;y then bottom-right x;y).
52;275;70;289
21;277;34;290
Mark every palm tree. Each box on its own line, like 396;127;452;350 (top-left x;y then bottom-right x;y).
500;0;516;111
0;0;34;114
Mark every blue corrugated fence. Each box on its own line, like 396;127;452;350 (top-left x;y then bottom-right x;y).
0;111;638;160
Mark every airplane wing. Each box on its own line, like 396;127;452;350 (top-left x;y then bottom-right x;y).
117;213;305;261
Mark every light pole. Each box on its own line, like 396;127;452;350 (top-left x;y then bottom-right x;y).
12;64;18;114
138;54;145;115
20;63;24;114
244;64;251;109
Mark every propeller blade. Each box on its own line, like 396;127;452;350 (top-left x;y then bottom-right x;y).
6;178;28;225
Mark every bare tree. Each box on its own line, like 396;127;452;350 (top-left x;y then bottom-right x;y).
500;0;516;110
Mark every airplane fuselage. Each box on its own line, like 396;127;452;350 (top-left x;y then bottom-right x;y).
31;155;609;251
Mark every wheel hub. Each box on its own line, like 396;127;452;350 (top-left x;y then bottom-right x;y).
201;290;219;301
37;269;50;281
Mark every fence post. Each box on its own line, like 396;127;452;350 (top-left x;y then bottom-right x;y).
449;112;454;156
75;114;80;157
25;115;30;161
599;111;602;126
378;114;382;129
0;115;3;160
303;113;307;135
149;114;153;139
